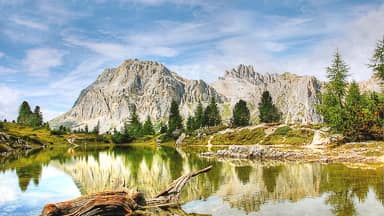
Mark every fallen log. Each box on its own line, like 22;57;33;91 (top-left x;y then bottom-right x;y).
42;165;212;216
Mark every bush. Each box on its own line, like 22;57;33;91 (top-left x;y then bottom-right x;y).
0;121;3;130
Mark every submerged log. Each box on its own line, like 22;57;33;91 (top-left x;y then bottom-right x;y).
42;165;212;216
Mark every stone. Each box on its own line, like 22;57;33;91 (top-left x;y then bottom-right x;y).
176;133;186;145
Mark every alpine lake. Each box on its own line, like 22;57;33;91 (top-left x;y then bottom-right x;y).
1;143;384;216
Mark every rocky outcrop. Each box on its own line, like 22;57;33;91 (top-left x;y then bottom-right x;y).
50;60;224;133
0;131;44;155
212;64;323;124
359;76;383;93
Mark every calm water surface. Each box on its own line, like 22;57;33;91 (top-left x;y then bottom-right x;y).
0;145;383;216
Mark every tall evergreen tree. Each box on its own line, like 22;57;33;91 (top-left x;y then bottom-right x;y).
317;50;349;131
326;50;349;107
142;116;155;135
258;91;280;123
17;101;33;125
369;36;384;81
232;99;250;127
92;121;100;134
127;107;142;137
186;116;195;132
194;101;204;129
32;106;43;127
168;100;183;133
202;97;221;127
344;82;363;140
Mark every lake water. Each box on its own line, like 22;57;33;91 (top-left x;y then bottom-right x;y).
0;145;384;216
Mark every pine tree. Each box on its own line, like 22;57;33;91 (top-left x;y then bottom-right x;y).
202;97;221;127
186;116;195;132
30;106;43;127
17;101;32;125
127;107;142;137
317;50;349;132
369;36;384;81
326;50;349;107
258;91;280;123
142;116;155;135
193;102;204;129
92;121;100;134
232;99;250;127
168;100;183;133
344;82;363;140
84;125;89;133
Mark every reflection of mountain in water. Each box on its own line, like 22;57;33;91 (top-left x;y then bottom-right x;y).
49;146;384;215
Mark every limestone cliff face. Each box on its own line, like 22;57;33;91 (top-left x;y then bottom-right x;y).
50;59;224;133
359;76;383;93
212;64;323;124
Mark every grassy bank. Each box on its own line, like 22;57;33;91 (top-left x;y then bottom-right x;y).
183;124;316;146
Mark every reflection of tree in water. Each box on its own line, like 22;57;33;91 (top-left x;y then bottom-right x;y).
5;144;384;215
262;165;283;193
326;190;356;216
320;164;384;215
15;163;42;191
234;166;253;184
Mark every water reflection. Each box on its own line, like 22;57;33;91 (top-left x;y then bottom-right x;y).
0;145;384;215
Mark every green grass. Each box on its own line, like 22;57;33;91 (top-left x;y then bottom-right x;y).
263;127;314;145
210;128;265;145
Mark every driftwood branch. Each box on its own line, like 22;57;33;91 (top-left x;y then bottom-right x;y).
42;165;212;216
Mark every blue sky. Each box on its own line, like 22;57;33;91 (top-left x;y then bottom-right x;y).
0;0;383;121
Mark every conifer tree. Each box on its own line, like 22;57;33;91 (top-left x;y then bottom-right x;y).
92;121;100;134
232;99;250;127
168;100;183;133
142;116;155;135
202;97;221;127
344;82;363;140
317;50;349;131
186;116;195;132
127;107;142;137
193;102;204;129
369;36;384;81
17;101;33;125
326;50;349;107
258;91;280;123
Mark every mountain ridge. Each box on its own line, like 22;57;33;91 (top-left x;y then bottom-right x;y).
50;59;381;133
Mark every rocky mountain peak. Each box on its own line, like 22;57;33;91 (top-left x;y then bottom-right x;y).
51;59;224;133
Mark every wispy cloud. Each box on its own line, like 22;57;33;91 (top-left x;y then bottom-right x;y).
9;16;48;31
22;48;64;77
64;36;178;59
0;52;4;58
0;66;17;75
0;85;21;120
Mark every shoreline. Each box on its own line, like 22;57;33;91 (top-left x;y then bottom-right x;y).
198;141;384;164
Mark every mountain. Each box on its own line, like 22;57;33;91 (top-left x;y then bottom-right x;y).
50;59;224;133
212;64;323;124
51;60;326;133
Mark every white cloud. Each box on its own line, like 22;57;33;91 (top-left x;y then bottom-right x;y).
0;52;4;58
0;85;22;121
0;66;17;75
64;36;178;59
22;48;64;77
9;16;48;31
280;4;384;81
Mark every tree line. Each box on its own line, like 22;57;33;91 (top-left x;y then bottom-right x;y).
317;36;384;141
